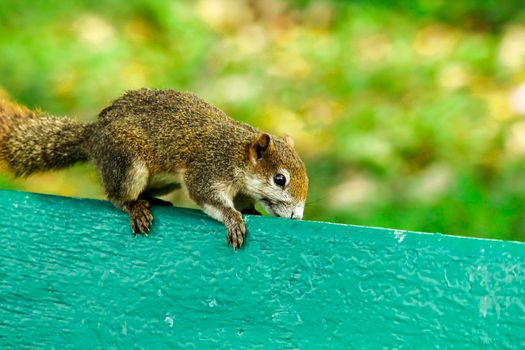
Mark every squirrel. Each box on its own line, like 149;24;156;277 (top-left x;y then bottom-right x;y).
0;88;308;249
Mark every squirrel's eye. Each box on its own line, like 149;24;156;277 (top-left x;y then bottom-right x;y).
274;173;286;187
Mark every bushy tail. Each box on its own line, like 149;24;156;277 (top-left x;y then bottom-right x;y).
0;93;94;176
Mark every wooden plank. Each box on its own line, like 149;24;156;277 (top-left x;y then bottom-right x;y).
0;190;524;349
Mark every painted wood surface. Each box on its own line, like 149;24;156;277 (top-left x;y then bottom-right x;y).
0;190;524;349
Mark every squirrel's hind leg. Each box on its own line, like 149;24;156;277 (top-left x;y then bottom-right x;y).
92;143;154;235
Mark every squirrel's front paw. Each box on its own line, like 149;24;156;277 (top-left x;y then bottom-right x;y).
125;199;154;235
225;216;246;250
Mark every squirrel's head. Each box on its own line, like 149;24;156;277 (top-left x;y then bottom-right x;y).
245;133;308;220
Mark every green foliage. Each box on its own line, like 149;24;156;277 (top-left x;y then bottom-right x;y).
1;0;525;241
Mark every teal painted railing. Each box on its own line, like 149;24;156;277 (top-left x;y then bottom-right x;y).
1;190;524;349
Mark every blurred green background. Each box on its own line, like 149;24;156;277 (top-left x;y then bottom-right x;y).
1;0;525;241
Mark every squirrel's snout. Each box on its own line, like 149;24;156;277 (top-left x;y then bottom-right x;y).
260;200;304;220
290;205;304;220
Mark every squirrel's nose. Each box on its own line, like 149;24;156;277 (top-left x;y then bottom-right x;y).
290;206;304;220
290;213;302;220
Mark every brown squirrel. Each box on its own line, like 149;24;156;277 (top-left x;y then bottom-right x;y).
0;88;308;249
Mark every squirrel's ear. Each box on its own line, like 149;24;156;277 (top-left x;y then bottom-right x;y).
283;134;294;147
249;133;272;163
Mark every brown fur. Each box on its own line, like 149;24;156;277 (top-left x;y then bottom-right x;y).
0;95;32;172
0;103;93;176
0;88;308;249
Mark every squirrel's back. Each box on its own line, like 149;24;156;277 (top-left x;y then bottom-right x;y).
94;88;259;173
98;88;250;130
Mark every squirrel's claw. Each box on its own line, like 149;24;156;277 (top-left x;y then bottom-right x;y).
126;199;154;235
226;219;246;250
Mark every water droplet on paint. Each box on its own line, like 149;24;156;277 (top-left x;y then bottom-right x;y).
164;316;174;328
394;230;406;243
